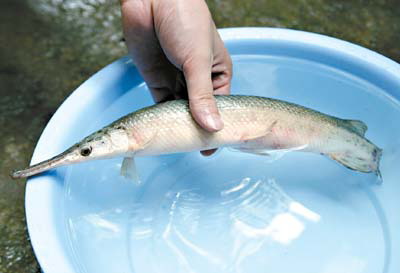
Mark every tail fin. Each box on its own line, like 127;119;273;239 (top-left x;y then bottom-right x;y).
327;146;382;176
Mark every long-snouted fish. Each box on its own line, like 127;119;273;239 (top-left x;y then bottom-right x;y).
11;95;382;179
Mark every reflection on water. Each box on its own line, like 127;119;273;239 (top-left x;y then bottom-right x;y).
70;176;320;273
154;178;320;273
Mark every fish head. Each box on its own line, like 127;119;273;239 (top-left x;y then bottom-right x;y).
72;126;131;162
10;126;131;179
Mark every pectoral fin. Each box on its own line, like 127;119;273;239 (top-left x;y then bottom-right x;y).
120;157;140;184
240;120;278;142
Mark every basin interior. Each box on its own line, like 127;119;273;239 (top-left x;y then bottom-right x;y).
40;39;400;273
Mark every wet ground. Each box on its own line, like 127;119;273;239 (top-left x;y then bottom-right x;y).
0;0;399;272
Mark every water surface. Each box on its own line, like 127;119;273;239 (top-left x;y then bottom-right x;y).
63;55;398;273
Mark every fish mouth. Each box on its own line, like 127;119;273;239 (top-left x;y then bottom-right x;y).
10;148;78;179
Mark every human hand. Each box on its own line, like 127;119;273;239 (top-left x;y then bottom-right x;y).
121;0;232;138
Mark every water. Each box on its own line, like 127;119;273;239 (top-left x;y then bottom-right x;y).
2;0;400;271
63;55;399;273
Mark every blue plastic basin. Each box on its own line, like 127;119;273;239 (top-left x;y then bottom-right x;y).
26;28;400;273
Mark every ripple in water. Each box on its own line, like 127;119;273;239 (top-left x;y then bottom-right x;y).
64;55;394;273
126;176;320;273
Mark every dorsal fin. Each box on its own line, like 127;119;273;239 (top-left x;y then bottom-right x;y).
343;119;368;136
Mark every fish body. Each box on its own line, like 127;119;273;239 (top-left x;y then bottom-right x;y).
11;95;382;179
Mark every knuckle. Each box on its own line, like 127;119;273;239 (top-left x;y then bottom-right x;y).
191;93;215;106
190;96;217;113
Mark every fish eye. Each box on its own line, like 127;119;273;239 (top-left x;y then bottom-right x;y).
80;146;92;156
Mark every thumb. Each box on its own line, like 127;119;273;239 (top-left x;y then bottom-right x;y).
183;56;224;132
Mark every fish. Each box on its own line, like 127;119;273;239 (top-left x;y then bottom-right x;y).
11;95;382;180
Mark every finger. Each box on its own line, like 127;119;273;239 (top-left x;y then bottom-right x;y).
212;51;232;95
212;30;233;95
173;71;188;100
212;72;231;95
121;0;158;68
121;0;177;103
150;87;175;103
200;149;217;156
183;56;224;132
150;69;185;103
150;0;226;131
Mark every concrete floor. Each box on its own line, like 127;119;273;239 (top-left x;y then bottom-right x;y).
0;0;399;272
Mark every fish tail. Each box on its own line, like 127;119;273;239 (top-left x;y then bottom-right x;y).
327;146;382;176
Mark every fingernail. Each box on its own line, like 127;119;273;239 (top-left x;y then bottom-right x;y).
204;113;223;131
